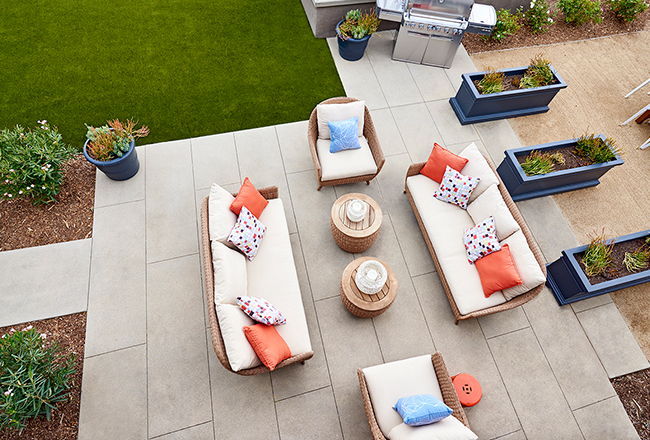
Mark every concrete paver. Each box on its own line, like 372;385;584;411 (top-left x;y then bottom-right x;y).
94;147;146;208
190;133;240;191
573;396;641;440
276;387;343;439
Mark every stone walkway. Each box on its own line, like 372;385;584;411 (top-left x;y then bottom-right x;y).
1;31;648;439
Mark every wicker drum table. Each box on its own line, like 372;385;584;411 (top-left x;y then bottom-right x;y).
331;193;382;253
340;257;398;318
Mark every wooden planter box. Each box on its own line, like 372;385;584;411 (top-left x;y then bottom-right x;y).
547;230;650;305
449;65;567;125
496;135;624;202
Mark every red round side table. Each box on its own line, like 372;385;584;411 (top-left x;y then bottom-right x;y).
451;373;482;407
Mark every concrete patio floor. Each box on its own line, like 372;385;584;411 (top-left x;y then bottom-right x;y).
1;31;649;439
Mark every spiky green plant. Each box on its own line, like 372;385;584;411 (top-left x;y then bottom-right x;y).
477;68;505;94
520;55;555;88
521;150;565;176
574;133;620;164
582;232;615;277
337;9;380;40
623;245;650;272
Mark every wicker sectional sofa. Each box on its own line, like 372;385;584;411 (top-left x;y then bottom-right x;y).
405;143;547;324
200;184;314;375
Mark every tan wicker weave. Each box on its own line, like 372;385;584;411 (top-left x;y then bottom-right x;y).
200;186;314;375
330;193;383;253
404;155;547;325
357;352;470;440
307;97;386;191
340;257;398;318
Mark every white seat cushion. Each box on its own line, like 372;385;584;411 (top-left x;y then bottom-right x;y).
208;183;238;248
363;355;443;438
316;137;378;181
407;174;507;315
467;184;520;241
458;143;500;202
388;417;478;440
500;230;546;300
247;199;313;358
211;241;247;304
215;303;261;372
317;100;365;139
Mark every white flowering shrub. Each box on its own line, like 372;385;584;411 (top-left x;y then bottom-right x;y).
484;8;522;41
609;0;648;21
526;0;554;33
0;121;74;204
0;327;75;431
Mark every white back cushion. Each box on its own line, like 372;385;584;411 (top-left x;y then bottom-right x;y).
316;137;377;181
458;143;499;202
208;183;238;246
317;100;365;139
211;241;247;305
467;184;520;241
500;230;546;300
215;303;261;372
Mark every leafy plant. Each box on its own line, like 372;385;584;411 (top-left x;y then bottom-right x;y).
484;8;522;41
623;245;650;272
609;0;648;21
574;133;620;163
526;0;555;33
477;68;505;94
337;9;381;40
0;121;74;205
85;118;149;162
582;231;614;277
0;327;75;432
521;150;565;175
557;0;603;24
520;55;555;88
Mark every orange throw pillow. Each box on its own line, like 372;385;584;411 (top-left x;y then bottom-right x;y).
243;324;292;371
420;143;469;183
474;244;523;298
230;177;269;218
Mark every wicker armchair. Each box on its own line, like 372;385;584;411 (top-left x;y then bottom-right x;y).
358;352;470;440
307;97;385;191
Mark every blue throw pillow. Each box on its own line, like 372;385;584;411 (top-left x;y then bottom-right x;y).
393;394;453;426
328;116;361;153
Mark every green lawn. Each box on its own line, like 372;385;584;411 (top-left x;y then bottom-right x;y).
0;0;345;146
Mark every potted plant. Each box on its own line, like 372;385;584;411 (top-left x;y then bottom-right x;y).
547;230;650;305
496;133;624;201
449;55;567;125
336;9;380;62
83;118;149;181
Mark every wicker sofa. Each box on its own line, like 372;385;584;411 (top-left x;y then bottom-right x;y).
405;143;547;324
200;184;314;375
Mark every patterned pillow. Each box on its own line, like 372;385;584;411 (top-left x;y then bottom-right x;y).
237;296;286;326
227;206;267;261
433;166;480;209
393;394;453;426
328;116;361;153
463;216;501;263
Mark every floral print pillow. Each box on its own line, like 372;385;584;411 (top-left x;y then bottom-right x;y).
228;206;267;261
433;166;480;209
463;216;501;263
237;296;286;326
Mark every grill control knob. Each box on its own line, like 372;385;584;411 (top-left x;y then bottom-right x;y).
427;24;433;30
444;27;449;33
453;29;457;34
419;23;424;29
436;26;441;31
458;30;462;36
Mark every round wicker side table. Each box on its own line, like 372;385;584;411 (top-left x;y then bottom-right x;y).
340;257;398;318
330;193;382;253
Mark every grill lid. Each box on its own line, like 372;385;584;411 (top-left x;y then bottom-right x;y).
467;3;496;34
377;0;405;21
406;0;474;20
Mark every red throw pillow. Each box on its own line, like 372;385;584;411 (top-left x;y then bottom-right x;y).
420;143;469;183
474;244;523;298
243;324;292;371
230;177;269;218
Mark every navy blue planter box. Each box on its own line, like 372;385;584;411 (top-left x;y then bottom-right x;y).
336;21;371;61
547;230;650;305
83;139;139;181
496;135;624;202
449;65;567;125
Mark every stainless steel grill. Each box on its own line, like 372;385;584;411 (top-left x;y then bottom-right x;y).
377;0;496;68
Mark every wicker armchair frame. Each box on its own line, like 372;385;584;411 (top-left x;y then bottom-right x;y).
307;97;386;191
200;186;314;375
357;352;470;440
404;155;547;324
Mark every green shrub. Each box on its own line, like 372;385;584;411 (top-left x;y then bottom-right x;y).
582;232;614;277
0;121;74;205
574;133;620;163
0;327;75;432
557;0;603;24
623;246;650;272
484;8;522;41
609;0;648;21
337;9;381;39
520;55;555;88
521;150;565;176
526;0;555;33
477;68;505;94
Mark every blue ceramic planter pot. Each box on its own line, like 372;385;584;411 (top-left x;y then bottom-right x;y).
336;21;371;61
449;65;567;125
496;135;624;202
547;229;650;305
83;139;139;181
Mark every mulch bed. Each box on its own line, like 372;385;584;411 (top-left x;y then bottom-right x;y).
0;154;95;252
0;313;86;440
612;368;650;440
463;0;650;55
577;237;650;284
516;144;596;171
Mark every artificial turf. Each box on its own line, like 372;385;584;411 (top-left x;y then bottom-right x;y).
0;0;346;146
